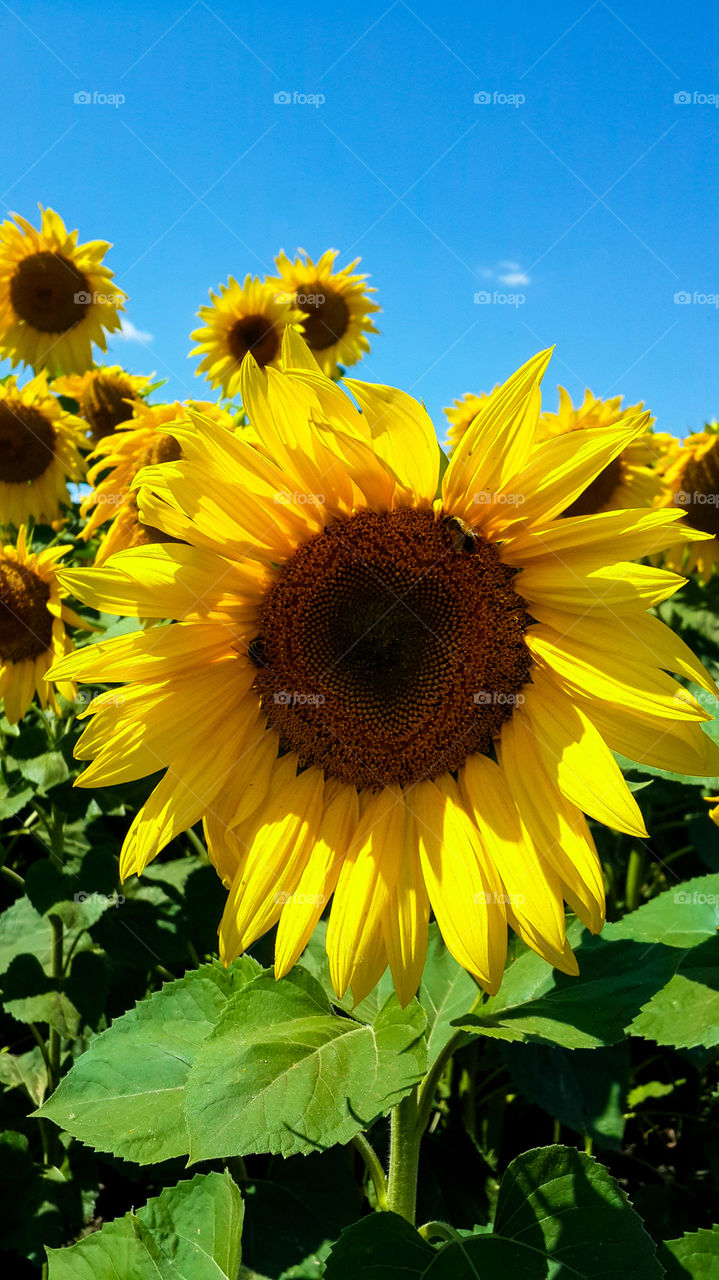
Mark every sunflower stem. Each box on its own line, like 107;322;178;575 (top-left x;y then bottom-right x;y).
352;1133;388;1210
386;1087;421;1223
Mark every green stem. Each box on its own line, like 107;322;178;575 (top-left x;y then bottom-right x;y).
0;864;25;889
386;1087;420;1223
352;1133;388;1210
48;914;63;1089
418;1220;462;1244
625;847;645;911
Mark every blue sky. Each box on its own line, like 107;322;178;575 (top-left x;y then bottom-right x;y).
1;0;717;438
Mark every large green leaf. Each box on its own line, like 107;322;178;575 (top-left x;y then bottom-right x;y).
37;957;261;1163
46;1170;244;1280
629;936;719;1049
185;966;427;1160
324;1212;434;1279
659;1225;719;1279
418;925;476;1069
0;897;53;974
501;1042;629;1149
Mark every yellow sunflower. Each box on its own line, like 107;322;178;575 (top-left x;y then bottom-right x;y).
653;425;719;580
0;207;126;378
191;275;304;401
538;387;664;517
0;526;89;723
80;399;235;564
443;392;494;450
53;366;153;444
51;333;718;1007
269;249;380;377
0;374;85;528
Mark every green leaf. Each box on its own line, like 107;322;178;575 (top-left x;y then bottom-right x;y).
419;925;476;1069
20;750;70;792
0;897;53;974
37;958;261;1163
324;1212;434;1279
3;953;81;1037
185;966;427;1160
501;1042;629;1149
0;1046;48;1106
629;935;719;1049
490;1144;663;1278
610;874;719;947
46;1170;244;1280
659;1226;719;1279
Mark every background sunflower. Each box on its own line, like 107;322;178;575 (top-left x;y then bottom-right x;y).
0;373;86;528
269;249;380;377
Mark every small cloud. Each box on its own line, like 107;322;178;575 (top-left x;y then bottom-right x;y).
498;270;530;286
115;318;154;344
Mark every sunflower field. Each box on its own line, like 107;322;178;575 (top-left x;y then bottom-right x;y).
1;205;719;1280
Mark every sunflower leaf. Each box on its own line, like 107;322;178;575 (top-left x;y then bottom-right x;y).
184;965;428;1160
657;1225;719;1279
36;957;261;1163
46;1170;244;1280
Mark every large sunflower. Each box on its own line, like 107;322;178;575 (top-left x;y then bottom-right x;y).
0;374;85;528
538;387;663;517
0;207;126;378
191;275;304;400
653;425;719;580
0;526;88;723
270;250;380;377
53;366;152;444
51;334;718;1006
80;400;235;564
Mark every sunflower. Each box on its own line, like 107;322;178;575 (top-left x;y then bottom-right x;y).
53;366;152;444
0;526;90;723
652;425;719;580
0;207;126;378
80;399;235;564
50;333;718;1007
191;275;304;401
0;374;85;528
444;392;493;450
269;250;380;377
537;387;664;517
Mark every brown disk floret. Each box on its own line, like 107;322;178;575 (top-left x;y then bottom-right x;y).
0;403;56;483
227;315;280;369
0;562;53;662
296;286;350;351
10;251;91;333
252;507;533;790
674;443;719;536
81;372;140;442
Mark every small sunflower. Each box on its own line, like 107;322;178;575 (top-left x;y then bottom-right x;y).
53;366;152;444
538;387;662;517
191;275;304;401
0;207;126;378
51;333;717;1007
444;392;493;450
653;424;719;580
0;526;89;723
0;374;85;528
80;399;235;564
270;249;380;377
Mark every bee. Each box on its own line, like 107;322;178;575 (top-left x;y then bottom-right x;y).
248;636;268;667
443;515;478;554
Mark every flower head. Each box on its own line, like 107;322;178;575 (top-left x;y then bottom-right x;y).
269;250;379;377
0;373;85;528
53;366;153;444
191;275;303;400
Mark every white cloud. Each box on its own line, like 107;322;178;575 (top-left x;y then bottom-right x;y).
498;270;530;286
479;260;531;288
115;318;154;344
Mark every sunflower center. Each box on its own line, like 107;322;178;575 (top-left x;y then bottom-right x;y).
0;562;53;662
227;315;280;369
82;373;139;441
671;441;719;536
563;454;623;518
0;403;56;484
297;285;350;351
9;251;92;334
251;507;533;790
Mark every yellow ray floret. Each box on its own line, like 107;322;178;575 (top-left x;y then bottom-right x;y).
0;373;86;528
268;250;380;377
